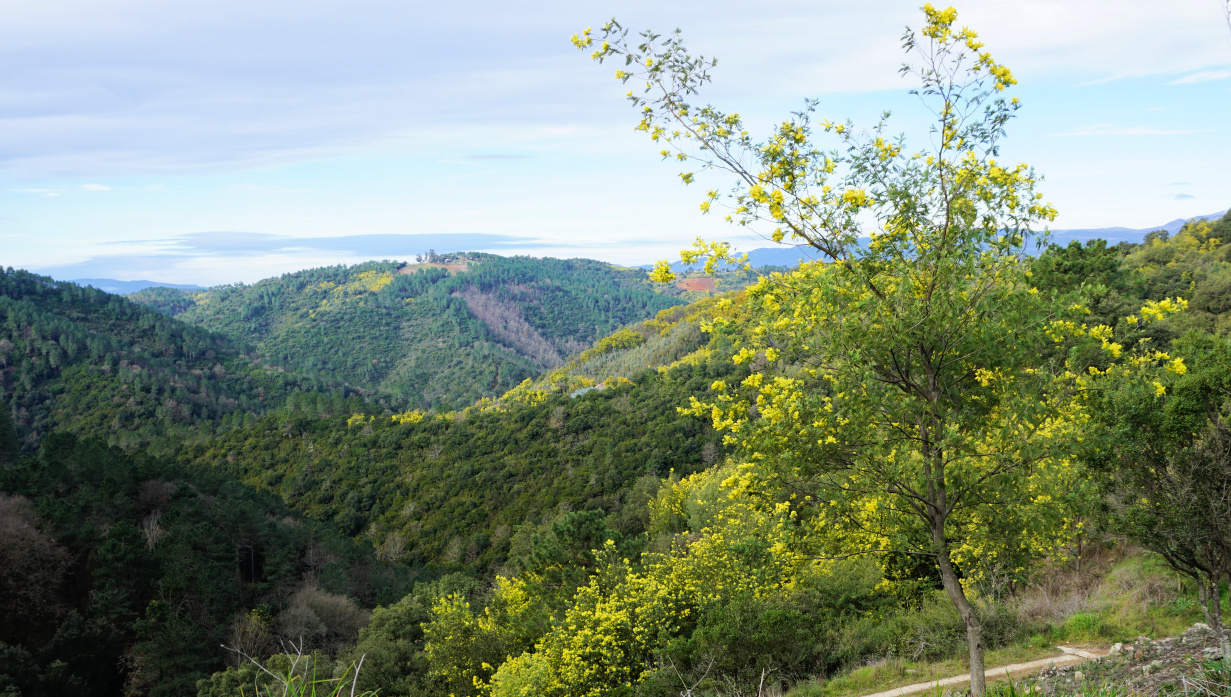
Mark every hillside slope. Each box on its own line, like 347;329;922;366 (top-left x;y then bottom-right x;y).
0;268;354;453
0;431;412;697
132;255;686;410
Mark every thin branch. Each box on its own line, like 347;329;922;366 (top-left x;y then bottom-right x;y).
775;548;937;563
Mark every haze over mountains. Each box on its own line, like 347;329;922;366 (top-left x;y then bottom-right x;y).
63;211;1228;293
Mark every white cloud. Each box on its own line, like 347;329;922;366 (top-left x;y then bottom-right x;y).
80;183;109;190
1170;69;1231;84
0;0;1227;177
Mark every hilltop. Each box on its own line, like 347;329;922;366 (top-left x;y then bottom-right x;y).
129;254;687;410
0;267;354;453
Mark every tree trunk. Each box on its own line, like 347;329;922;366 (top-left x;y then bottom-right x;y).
1198;574;1231;663
934;524;986;695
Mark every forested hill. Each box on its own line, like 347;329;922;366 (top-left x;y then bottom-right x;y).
1031;210;1231;336
0;267;358;453
130;255;686;410
0;430;415;697
175;299;739;576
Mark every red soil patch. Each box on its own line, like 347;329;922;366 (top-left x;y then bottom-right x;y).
677;277;717;292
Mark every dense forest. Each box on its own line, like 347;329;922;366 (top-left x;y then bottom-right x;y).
6;3;1231;696
174;304;739;576
128;256;687;411
0;268;360;454
0;424;414;697
5;210;1231;697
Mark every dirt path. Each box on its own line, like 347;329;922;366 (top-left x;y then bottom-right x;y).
859;647;1106;697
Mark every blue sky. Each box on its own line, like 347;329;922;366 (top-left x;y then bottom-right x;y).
2;0;1229;285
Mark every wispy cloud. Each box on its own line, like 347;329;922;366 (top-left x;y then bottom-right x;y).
1175;193;1195;200
1050;124;1199;137
11;188;61;197
35;230;570;284
98;231;559;257
1170;70;1231;84
80;183;109;191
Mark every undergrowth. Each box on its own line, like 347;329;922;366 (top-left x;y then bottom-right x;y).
787;547;1225;697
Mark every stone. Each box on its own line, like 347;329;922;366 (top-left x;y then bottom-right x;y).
1109;642;1124;655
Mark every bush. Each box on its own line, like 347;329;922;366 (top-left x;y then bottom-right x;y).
276;586;370;657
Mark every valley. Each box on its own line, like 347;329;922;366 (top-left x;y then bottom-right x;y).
1;5;1228;695
4;213;1231;696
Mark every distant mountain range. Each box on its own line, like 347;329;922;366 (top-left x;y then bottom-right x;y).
69;278;205;294
1045;210;1229;246
60;210;1230;290
647;210;1230;271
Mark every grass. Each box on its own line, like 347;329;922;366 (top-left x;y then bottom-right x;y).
788;548;1227;697
789;645;1064;697
222;642;377;697
984;677;1132;697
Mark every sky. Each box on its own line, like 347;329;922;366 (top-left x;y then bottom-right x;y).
1;0;1229;286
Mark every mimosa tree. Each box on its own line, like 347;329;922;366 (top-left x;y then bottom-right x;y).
576;6;1105;693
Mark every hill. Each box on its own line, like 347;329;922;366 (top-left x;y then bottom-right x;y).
0;429;413;697
175;298;741;575
0;267;356;453
7;212;1231;696
637;211;1230;272
130;255;687;411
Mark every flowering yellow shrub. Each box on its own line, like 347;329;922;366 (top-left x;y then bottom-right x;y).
490;467;812;696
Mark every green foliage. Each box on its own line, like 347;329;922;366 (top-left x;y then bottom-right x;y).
134;256;685;411
0;434;411;697
126;286;201;316
1030;240;1140;327
331;573;485;697
0;267;355;454
196;650;377;697
0;403;16;465
1085;328;1231;659
175;357;731;572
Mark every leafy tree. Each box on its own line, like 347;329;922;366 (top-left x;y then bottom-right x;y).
484;463;899;696
1030;239;1139;327
1087;329;1231;662
0;433;413;696
0;404;16;465
577;6;1098;693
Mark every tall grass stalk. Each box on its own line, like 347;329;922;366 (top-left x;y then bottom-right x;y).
224;639;377;697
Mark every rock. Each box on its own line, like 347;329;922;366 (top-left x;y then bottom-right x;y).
1075;671;1084;682
1189;622;1211;634
1109;642;1124;655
